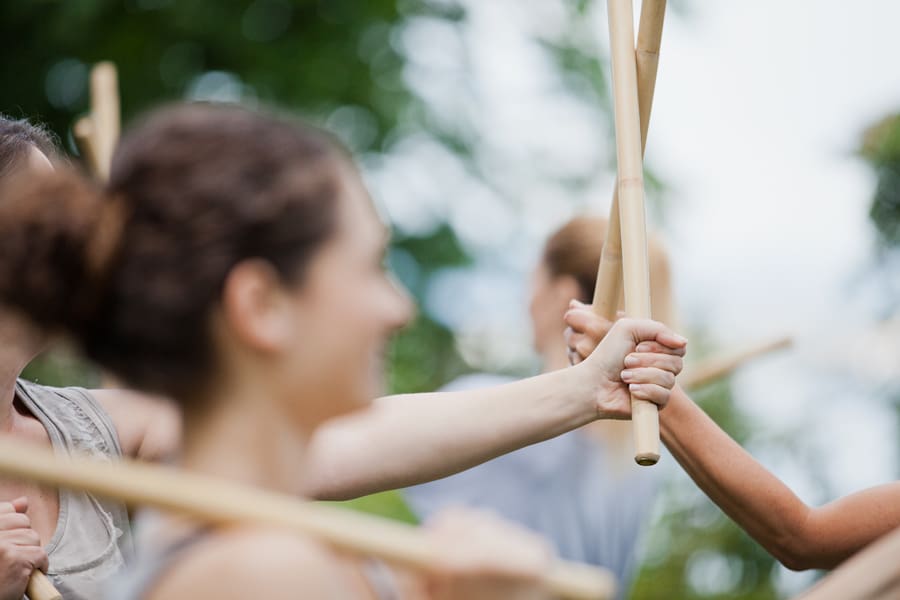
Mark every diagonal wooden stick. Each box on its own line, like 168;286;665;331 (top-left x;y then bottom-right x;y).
0;439;616;600
605;0;663;466
681;336;792;390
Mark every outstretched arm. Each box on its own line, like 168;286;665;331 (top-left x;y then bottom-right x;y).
91;389;181;462
305;318;685;500
564;304;900;570
662;384;900;570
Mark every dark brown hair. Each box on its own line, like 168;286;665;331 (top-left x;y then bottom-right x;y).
0;104;346;400
0;116;58;179
541;215;676;325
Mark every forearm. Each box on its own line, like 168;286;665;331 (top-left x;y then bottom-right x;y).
661;386;814;569
305;368;596;500
662;386;900;570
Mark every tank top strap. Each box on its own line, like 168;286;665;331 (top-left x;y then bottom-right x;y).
15;379;123;460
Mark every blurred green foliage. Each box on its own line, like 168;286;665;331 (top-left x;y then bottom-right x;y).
860;113;900;247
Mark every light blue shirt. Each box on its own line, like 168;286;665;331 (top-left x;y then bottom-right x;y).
403;373;660;598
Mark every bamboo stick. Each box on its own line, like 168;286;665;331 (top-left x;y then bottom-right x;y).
89;62;120;181
25;571;61;600
606;0;659;466
73;62;119;181
592;0;666;318
681;336;792;390
792;525;900;600
72;117;101;177
0;439;616;600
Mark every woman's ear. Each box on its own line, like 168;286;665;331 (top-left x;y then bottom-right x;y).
220;259;294;352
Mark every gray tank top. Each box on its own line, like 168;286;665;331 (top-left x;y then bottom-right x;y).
16;378;133;600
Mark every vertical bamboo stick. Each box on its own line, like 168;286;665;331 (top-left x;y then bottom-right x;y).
73;62;120;181
89;62;120;181
606;0;658;465
592;0;666;319
73;117;101;176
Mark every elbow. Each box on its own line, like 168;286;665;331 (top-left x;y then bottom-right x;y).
773;547;815;572
768;531;830;572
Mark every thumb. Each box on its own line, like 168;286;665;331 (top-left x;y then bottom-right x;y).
11;496;28;514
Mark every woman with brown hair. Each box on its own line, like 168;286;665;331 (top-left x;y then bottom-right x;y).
0;104;686;599
405;216;677;598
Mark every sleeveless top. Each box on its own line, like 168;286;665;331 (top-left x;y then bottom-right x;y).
403;373;662;600
106;523;401;600
15;379;133;600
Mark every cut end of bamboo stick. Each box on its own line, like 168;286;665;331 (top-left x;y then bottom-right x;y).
634;453;660;467
631;399;660;466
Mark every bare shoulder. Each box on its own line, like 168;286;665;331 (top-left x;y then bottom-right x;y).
147;528;357;600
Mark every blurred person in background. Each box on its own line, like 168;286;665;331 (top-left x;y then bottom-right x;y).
404;216;677;598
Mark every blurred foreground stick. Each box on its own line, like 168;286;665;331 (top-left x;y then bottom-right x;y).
0;438;617;600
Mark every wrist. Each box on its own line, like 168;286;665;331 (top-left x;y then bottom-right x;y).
659;384;689;444
566;361;606;422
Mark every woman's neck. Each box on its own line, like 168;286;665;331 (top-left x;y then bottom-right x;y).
0;342;39;433
180;383;311;498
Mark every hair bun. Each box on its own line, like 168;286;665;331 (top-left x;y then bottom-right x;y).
0;167;119;338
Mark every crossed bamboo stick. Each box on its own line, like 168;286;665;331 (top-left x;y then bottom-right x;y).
596;0;667;466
